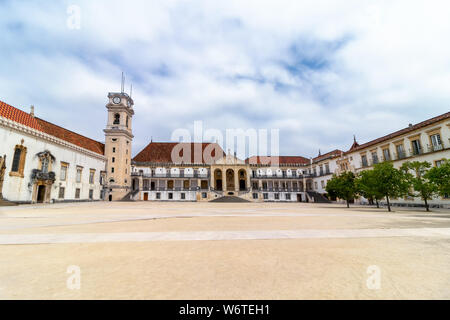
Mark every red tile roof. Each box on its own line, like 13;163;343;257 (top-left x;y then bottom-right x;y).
0;100;105;155
313;149;343;162
133;142;225;164
246;155;310;165
0;100;41;130
345;112;450;154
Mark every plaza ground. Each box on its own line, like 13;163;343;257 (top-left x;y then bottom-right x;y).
0;202;449;299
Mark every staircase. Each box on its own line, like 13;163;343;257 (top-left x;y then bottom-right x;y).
121;189;140;201
210;196;250;203
306;191;331;203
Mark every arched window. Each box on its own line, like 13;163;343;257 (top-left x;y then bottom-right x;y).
126;116;129;127
113;113;120;125
10;144;27;178
11;148;22;172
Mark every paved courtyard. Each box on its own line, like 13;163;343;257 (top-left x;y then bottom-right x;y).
0;202;449;299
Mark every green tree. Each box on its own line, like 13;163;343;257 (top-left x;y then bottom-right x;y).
371;162;409;212
400;161;438;212
356;169;384;208
325;171;358;208
426;159;450;198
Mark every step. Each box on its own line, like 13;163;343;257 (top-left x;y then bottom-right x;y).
209;196;251;203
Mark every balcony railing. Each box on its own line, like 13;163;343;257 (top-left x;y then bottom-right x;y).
31;169;56;182
132;172;210;178
251;173;314;179
140;187;205;192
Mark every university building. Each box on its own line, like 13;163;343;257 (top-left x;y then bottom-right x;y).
0;92;449;207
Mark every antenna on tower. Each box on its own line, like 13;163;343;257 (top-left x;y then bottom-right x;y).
121;72;125;93
130;83;133;98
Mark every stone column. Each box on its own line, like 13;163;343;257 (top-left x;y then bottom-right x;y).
234;168;239;192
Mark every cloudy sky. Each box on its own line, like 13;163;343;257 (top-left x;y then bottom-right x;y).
1;0;449;158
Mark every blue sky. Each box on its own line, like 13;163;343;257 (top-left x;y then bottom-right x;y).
1;0;450;158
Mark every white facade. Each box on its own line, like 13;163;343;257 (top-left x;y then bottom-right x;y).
0;117;106;203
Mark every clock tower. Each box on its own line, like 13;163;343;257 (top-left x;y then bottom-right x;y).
104;92;134;201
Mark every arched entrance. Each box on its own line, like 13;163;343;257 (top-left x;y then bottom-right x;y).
238;169;247;191
37;185;46;203
214;169;223;191
226;169;235;191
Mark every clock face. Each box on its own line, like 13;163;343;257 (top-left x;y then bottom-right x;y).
113;96;121;104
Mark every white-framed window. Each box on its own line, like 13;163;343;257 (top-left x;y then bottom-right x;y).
76;167;82;183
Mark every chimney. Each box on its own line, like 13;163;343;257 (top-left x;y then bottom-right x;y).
30;105;35;117
408;123;413;128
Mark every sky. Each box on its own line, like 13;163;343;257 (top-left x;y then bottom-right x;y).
1;0;450;159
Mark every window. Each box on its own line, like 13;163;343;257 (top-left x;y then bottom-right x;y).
75;188;81;199
274;193;280;200
263;193;268;199
156;192;161;199
60;163;68;181
201;180;208;189
112;147;116;153
285;193;291;200
168;193;173;199
252;193;258;199
89;169;95;184
382;148;391;161
325;163;330;174
41;157;49;173
396;144;405;159
435;160;443;167
58;187;65;199
361;154;368;167
430;133;442;151
111;167;114;173
183;180;190;189
314;182;318;189
11;148;21;172
76;167;82;183
89;189;94;200
126;116;129;127
321;181;325;188
411;139;421;155
202;192;207;198
113;113;120;125
10;145;27;177
262;182;267;190
181;193;185;200
112;157;115;163
371;151;379;164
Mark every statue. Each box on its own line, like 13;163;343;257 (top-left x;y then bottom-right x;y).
0;154;6;199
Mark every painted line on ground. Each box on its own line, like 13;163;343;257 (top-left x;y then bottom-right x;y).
0;227;449;245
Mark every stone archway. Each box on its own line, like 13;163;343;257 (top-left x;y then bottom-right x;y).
238;169;247;191
214;169;223;191
226;169;235;191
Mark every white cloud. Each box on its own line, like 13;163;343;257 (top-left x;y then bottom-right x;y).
0;0;449;159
